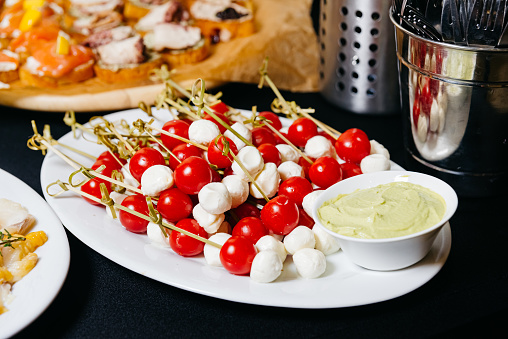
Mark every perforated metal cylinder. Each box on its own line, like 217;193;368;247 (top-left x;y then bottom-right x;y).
319;0;400;114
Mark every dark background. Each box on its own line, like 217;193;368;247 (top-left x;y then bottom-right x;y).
0;1;507;338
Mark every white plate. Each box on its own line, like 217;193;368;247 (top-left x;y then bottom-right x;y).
40;108;451;309
0;169;70;337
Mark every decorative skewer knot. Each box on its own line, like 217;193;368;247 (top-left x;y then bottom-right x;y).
150;64;172;82
271;98;315;120
68;166;97;188
190;78;206;112
146;197;168;237
138;101;152;116
46;180;70;197
63;111;78;137
258;57;269;89
99;183;116;219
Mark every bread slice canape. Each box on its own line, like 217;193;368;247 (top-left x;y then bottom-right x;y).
19;38;95;88
188;0;255;43
134;0;189;32
83;25;163;83
124;0;185;21
143;22;209;67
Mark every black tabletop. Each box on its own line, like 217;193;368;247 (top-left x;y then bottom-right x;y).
0;81;506;339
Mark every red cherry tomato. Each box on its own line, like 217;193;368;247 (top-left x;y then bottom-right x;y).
257;143;281;166
232;217;268;243
231;202;261;221
298;156;314;179
129;147;166;182
274;129;289;145
219;236;257;275
97;150;126;165
278;176;313;207
161;120;190;151
287;118;318;147
251;127;277;147
173;156;213;195
258;111;282;130
260;195;299;235
209;101;229;114
308;156;343;189
317;131;336;145
157;187;193;222
118;195;149;233
210;169;222;182
204;112;230;134
168;143;202;171
334;128;371;164
341;162;362;179
80;178;106;205
91;159;120;190
169;218;208;257
207;135;238;168
298;207;315;229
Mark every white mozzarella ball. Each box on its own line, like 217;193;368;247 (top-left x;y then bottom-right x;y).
276;144;300;163
313;225;340;255
189;119;220;146
250;250;283;283
231;146;264;182
360;154;391;174
292;248;326;279
198;182;232;214
147;221;172;248
277;161;304;181
106;191;129;219
192;203;225;234
224;122;252;150
255;235;287;262
369;140;390;160
302;190;323;218
204;233;231;266
283;226;316;255
221;174;249;208
304;135;335;159
250;163;280;199
140;165;174;197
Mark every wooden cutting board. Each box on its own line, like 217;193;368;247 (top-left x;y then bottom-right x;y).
0;0;319;113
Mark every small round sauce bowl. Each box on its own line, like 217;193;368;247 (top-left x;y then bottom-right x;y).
312;171;458;271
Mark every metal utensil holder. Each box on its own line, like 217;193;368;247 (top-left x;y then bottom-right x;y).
319;0;400;114
391;11;508;197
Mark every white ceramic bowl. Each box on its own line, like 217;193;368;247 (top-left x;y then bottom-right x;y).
312;171;458;271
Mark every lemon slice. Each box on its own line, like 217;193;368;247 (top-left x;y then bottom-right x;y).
19;9;42;32
23;0;45;11
56;31;70;55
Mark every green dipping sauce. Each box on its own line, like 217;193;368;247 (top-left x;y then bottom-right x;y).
318;181;446;239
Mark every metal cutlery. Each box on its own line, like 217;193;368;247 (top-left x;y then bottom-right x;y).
468;0;507;46
442;0;467;45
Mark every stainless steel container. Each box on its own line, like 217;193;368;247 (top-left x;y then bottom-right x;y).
319;0;400;114
391;12;508;197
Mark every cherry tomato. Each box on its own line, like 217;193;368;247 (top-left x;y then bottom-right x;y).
219;236;257;275
80;178;105;205
334;128;371;164
232;217;268;243
257;143;281;166
260;195;299;235
204;112;230;134
298;156;314;179
168;143;202;171
173;156;213;195
287;118;318;147
129;147;166;182
297;207;314;229
258;111;282;130
278;176;313;207
118;195;149;233
207;135;238;168
91;159;120;190
251;127;277;147
231;202;261;221
274;129;289;145
169;218;208;257
160;120;190;151
157;187;193;222
209;101;229;114
341;162;362;179
308;156;343;189
223;166;234;177
97;150;126;165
